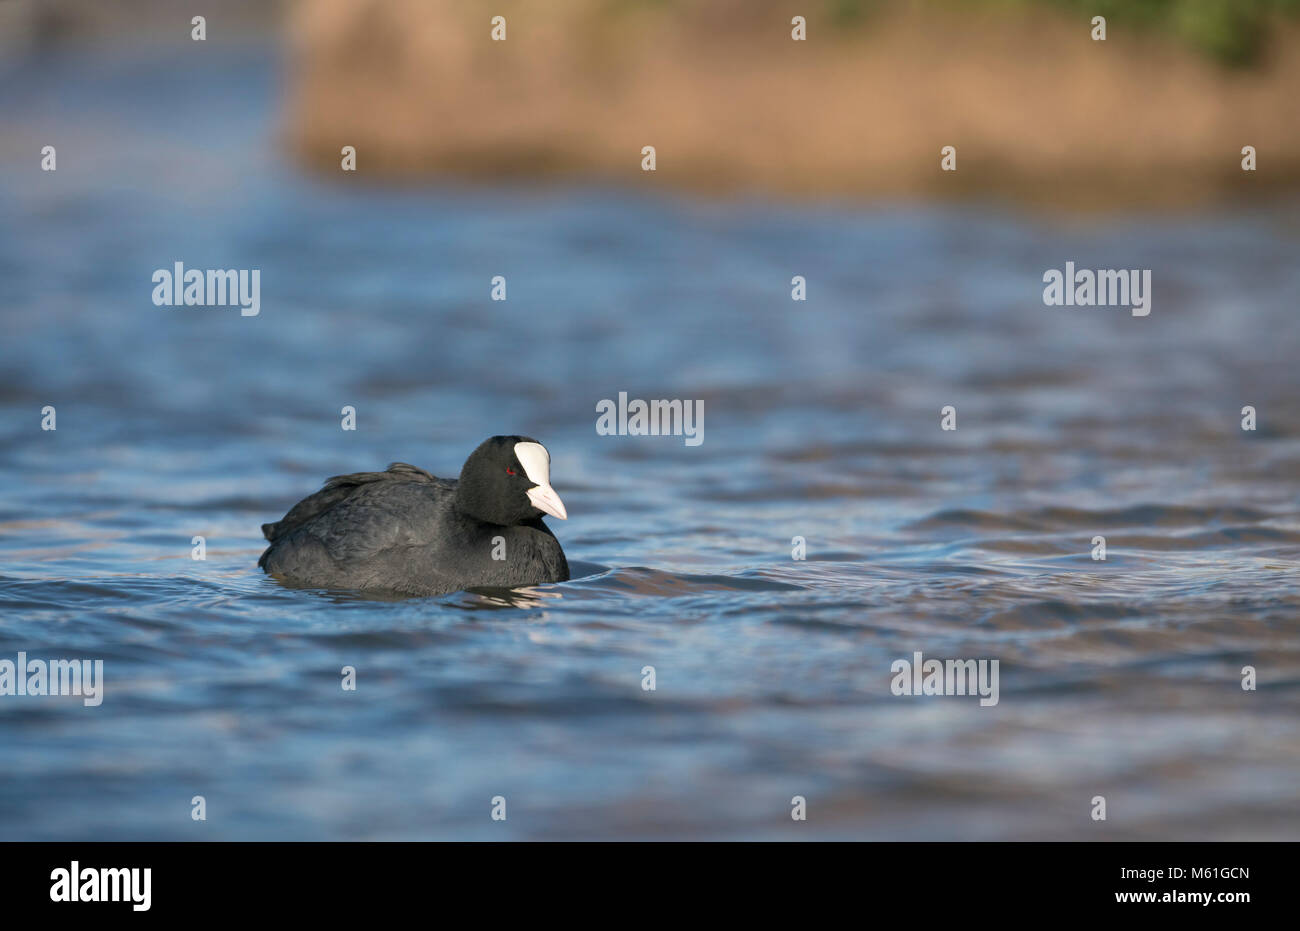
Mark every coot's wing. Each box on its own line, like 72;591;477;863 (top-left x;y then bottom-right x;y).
261;462;437;542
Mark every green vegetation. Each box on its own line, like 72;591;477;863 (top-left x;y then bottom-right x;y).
1054;0;1300;65
820;0;1300;65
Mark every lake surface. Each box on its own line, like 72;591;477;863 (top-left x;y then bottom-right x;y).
1;44;1298;840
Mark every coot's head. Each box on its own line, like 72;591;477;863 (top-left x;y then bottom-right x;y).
456;435;568;526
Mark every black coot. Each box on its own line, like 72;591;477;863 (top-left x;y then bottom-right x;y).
259;436;569;596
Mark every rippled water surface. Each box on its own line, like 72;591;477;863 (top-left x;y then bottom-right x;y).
1;46;1298;840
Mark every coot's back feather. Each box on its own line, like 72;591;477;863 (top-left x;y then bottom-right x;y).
260;462;437;545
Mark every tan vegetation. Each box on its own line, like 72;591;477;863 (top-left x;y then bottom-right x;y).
284;0;1300;206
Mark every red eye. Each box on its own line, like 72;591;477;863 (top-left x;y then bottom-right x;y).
506;467;516;476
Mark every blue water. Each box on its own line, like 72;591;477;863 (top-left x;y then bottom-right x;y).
1;44;1298;840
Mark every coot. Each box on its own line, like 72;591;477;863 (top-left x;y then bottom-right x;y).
259;436;569;596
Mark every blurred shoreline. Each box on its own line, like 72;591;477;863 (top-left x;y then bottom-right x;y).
3;0;1298;208
282;0;1300;208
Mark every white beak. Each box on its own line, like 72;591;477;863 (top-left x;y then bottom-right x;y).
526;483;568;520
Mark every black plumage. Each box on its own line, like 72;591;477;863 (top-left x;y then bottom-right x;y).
259;436;569;596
